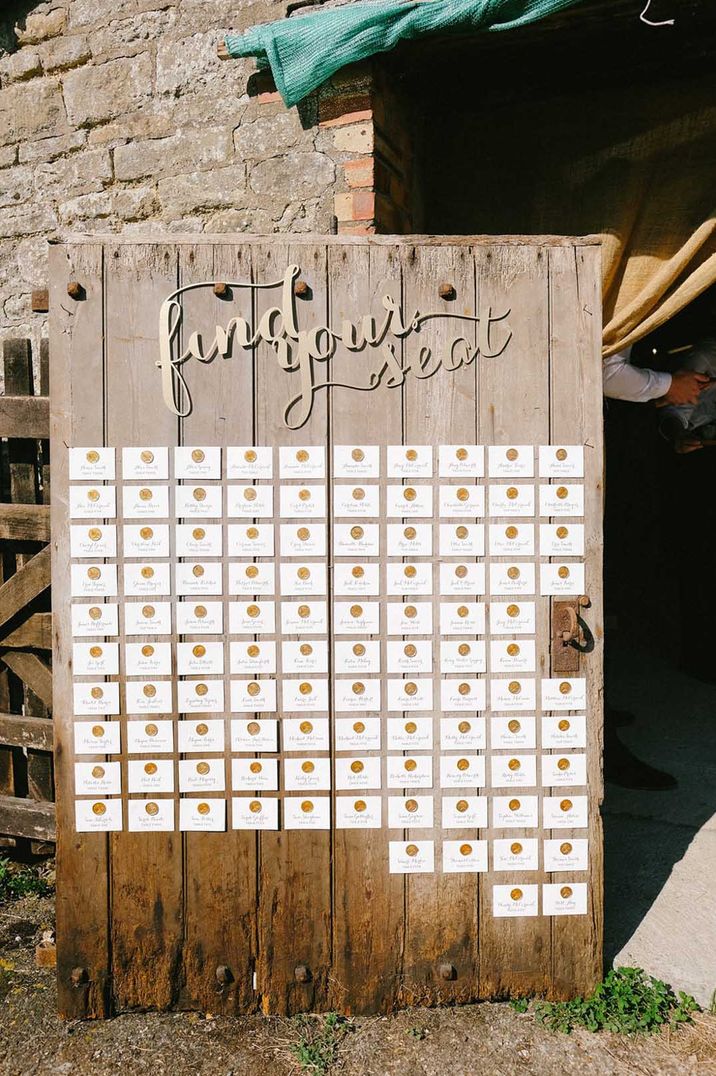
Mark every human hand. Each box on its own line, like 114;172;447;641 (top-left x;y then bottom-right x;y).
659;370;712;407
674;436;704;454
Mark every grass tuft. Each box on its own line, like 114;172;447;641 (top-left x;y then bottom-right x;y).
288;1011;352;1074
0;857;54;903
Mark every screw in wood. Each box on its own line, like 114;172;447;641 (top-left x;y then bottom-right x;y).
578;595;591;608
213;282;230;298
215;964;233;985
294;964;312;983
438;283;456;301
438;962;457;981
294;279;310;298
70;966;88;986
67;281;84;300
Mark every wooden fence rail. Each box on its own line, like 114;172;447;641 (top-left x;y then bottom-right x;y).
0;338;54;851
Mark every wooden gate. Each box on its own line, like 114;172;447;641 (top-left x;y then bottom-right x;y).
50;236;603;1018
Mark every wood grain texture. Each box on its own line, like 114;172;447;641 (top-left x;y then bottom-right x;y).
0;503;51;542
0;545;50;631
2;612;53;650
0;396;50;439
0;794;55;841
0;712;54;751
1;651;52;708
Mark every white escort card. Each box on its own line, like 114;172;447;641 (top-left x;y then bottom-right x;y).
123;524;169;558
282;718;330;751
333;485;380;518
541;753;587;787
229;523;275;557
279;484;326;518
493;884;539;917
539;483;584;517
282;640;327;673
179;798;226;831
230;718;277;752
278;523;325;557
488;446;534;478
279;446;325;479
542;882;588;916
488;484;535;517
333;523;379;557
440;678;487;712
490;678;537;713
335;717;381;751
283;796;330;829
71;563;118;598
491;716;536;751
74;721;121;755
70;485;117;519
128;799;175;832
488;523;534;556
442;795;488;828
335;562;381;596
175;484;223;519
386;484;433;518
493;838;539;872
439;562;485;596
490;754;537;789
387;717;433;750
489;602;536;635
226;446;273;479
75;761;121;796
123;485;170;519
71;524;117;558
228;562;275;596
541;714;587;749
438;485;485;518
388;796;433;829
538;445;584;478
73;642;120;676
439;641;486;674
541;677;587;710
539;523;585;556
126;720;174;753
75;798;123;832
543;795;588;828
175;601;223;634
70;447;115;481
439;523;484;557
73;681;120;716
439;602;486;635
124;562;171;597
386;523;432;557
387;639;431;673
125;601;172;635
543;838;589;872
438;445;484;477
386;446;432;478
389;840;434;873
174;446;221;479
122;447;169;480
489;639;536;673
232;797;279;830
492;795;539;828
440;717;486;751
226;484;273;518
124;681;174;718
443;840;489;873
540;563;585;596
177;719;225;752
440;754;486;788
333;445;380;478
71;603;118;637
335;796;382;829
128;759;175;794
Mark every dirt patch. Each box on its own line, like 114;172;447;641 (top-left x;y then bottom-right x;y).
0;894;714;1076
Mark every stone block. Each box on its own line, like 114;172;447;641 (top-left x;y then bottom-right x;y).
156;31;229;97
158;165;245;217
234;111;305;160
114;126;233;181
87;108;173;146
0;47;42;83
15;9;67;46
111;186;159;221
0;202;57;239
0;165;33;209
14;236;50;285
63;53;153;127
33;148;113;197
40;34;91;73
0;79;66;146
332;122;374;155
207;206;274;233
249;150;335;200
18;131;87;163
57;190;112;224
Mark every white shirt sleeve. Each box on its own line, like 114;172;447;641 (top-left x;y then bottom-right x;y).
603;346;672;403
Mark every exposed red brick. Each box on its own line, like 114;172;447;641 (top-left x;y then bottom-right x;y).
258;90;282;104
344;157;374;189
337;220;376;236
318;91;372;125
320;108;373;129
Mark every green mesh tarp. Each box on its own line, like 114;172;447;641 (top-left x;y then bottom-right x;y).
225;0;586;107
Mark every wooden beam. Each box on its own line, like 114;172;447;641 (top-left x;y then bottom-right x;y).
0;713;53;751
2;613;52;650
0;396;50;439
1;651;52;708
0;545;51;633
0;794;55;841
0;504;50;542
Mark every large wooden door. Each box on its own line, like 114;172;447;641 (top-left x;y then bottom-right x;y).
49;236;603;1018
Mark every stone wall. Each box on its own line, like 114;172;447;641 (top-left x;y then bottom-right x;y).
0;1;414;356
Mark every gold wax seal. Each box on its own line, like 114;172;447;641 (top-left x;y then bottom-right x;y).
247;603;261;619
300;643;313;656
139;488;153;501
352;682;365;695
247;526;259;539
299;682;313;696
456;487;469;502
298;488;311;502
193;487;207;502
143;684;156;698
508;798;521;811
89;645;103;658
456;799;469;813
296;449;309;463
457;605;469;618
139;526;153;540
145;802;159;816
560;842;573;855
353;720;365;733
350;760;364;774
191;449;205;463
197;802;211;816
506;486;519;500
511;842;523;855
195;683;208;697
508;681;521;695
87;488;100;502
555;448;568;461
92;802;106;816
250;761;263;774
196;723;209;735
86;450;100;464
405;843;419;856
302;761;315;774
458;720;471;733
247;682;261;697
458;683;471;696
247;721;261;735
560;798;573;812
557;758;570;771
507;643;520;656
458;643;471;656
88;527;102;541
560;886;573;899
506;448;519;461
558;719;571;731
559;681;572;695
505;525;518;539
144;762;158;775
351;448;364;462
142;604;155;619
247;644;260;658
91;765;105;779
300;800;314;813
405;449;418;462
558;566;570;579
352;487;365;501
140;566;154;579
460;843;473;857
402;526;415;541
404;721;417;734
455;565;468;579
455;525;468;539
298;604;311;619
404;565;417;579
243;487;256;501
91;724;105;737
88;606;102;620
87;567;101;580
297;566;310;580
244;449;257;463
249;800;262;813
350;525;364;540
507;566;520;580
351;566;364;578
353;799;367;813
192;527;206;541
457;758;470;771
349;604;362;618
404;605;417;619
404;643;417;657
245;565;258;578
508;758;521;771
404;682;418;696
404;759;417;772
556;486;569;500
403;487;416;502
506;604;520;618
405;799;419;813
456;447;468;461
193;644;206;658
510;888;523;902
141;450;154;464
508;719;521;733
196;762;210;775
556;526;569;539
299;720;313;734
145;723;158;736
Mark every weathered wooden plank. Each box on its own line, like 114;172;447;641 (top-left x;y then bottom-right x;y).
0;713;53;751
50;241;111;1019
2;612;52;650
0;794;55;841
0;504;50;542
0;545;51;633
547;244;603;999
0;396;50;439
1;651;52;708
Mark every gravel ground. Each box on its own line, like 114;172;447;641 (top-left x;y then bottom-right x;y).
1;894;715;1076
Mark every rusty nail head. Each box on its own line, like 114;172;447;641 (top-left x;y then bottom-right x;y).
438;962;457;981
213;282;230;298
215;964;233;985
438;283;456;301
67;281;83;300
70;966;88;986
294;964;311;983
31;288;49;313
578;595;591;608
294;279;310;298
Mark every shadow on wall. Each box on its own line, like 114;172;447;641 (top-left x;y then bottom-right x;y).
1;4;40;53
